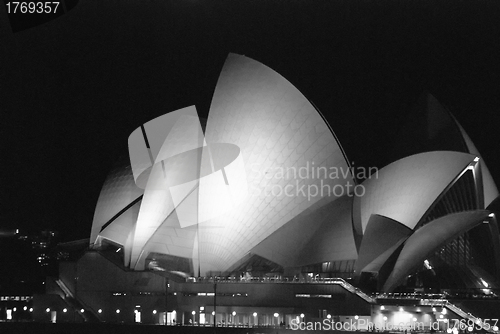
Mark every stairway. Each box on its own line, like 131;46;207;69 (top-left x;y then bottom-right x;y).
54;279;101;322
446;300;500;333
335;278;377;304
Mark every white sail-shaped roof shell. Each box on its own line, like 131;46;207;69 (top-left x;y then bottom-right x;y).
90;162;143;248
197;54;353;273
90;53;352;274
353;151;477;233
455;122;499;208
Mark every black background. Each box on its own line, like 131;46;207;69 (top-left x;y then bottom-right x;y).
1;0;500;241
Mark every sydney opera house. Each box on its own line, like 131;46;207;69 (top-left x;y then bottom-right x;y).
34;54;500;328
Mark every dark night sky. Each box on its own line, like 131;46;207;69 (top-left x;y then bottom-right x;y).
1;0;500;242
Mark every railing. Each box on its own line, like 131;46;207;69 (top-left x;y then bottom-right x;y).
384;296;497;333
187;276;357;284
444;301;497;334
377;290;499;301
419;299;448;305
377;292;446;299
335;278;376;304
55;279;100;322
55;279;74;298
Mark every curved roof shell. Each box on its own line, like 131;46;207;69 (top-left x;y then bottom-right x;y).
353;151;476;233
91;53;353;274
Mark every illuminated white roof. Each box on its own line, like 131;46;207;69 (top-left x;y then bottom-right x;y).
455;121;499;207
91;53;352;273
91;54;494;277
196;54;352;274
90;160;143;247
353;151;476;233
251;195;358;268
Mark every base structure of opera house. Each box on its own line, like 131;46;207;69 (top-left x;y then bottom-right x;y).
33;54;500;329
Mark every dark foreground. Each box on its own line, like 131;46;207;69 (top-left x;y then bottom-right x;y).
0;323;342;334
